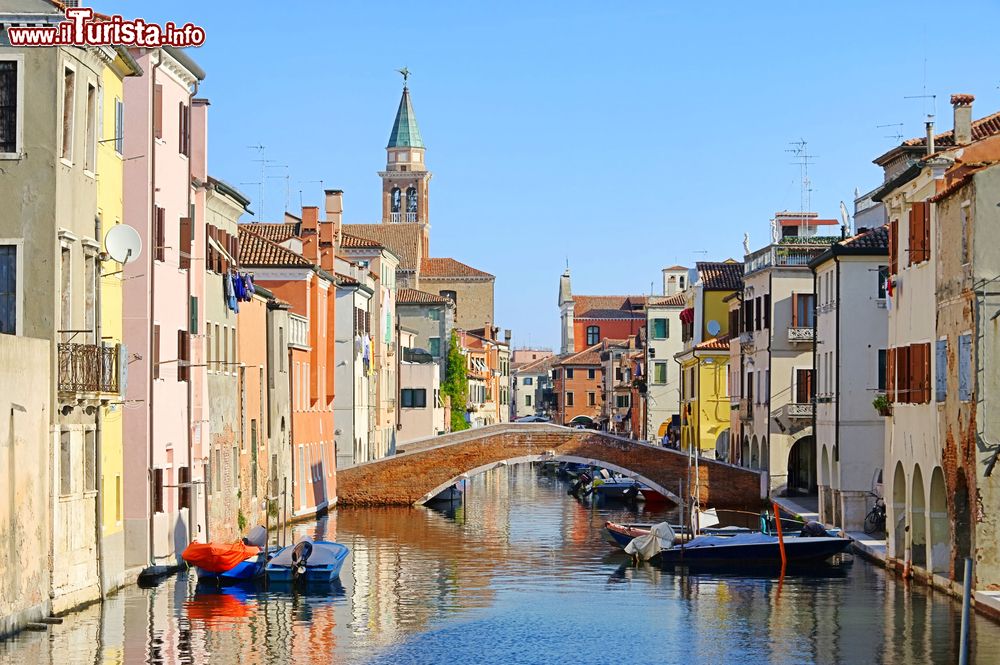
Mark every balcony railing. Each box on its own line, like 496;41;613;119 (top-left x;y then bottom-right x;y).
745;242;831;275
389;212;401;223
738;331;754;350
787;327;815;342
289;314;309;348
388;212;418;223
785;402;814;418
58;343;120;394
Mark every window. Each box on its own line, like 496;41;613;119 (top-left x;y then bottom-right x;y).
178;101;190;156
154;206;165;262
152;324;161;379
153;468;164;513
279;326;285;371
908;202;930;265
878;349;887;392
61;245;72;332
566;392;574;407
755;296;762;330
62;67;75;161
652;318;668;339
429;337;441;357
177;330;189;381
615;367;622;382
616;395;630;408
84;429;96;492
566;368;574;379
587;392;596;406
936;339;947;402
0;57;23;155
85;251;96;342
406;186;418;213
178;466;190;510
85;83;96;171
402;388;427;408
60;430;72;496
792;293;815;328
654;361;667;384
153;83;163;139
179;217;191;270
586;326;600;345
909;342;930;404
588;368;595;380
525;394;533;407
0;244;18;334
114;97;124;154
959;334;972;402
250;421;258;497
763;294;771;329
429;308;440;321
889;219;899;275
878;266;889;299
961;207;970;265
795;368;814;404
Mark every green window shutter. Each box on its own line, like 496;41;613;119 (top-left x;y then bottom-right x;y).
189;296;198;334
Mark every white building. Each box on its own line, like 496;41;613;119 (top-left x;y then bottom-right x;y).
810;225;888;531
333;257;374;468
644;287;686;444
398;329;445;443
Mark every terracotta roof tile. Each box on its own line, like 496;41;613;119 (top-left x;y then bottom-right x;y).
515;354;560;374
556;343;603;366
342;223;422;271
930;162;998;203
840;224;890;250
695;335;731;351
240;222;299;243
664;264;688;270
902;110;1000;149
648;293;686;307
421;257;494;279
696;261;743;291
573;295;648;318
335;273;359;286
238;228;312;268
576;308;646;320
341;232;383;249
397;288;451;305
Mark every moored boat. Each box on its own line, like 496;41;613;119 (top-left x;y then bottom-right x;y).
656;531;852;566
265;536;350;584
183;526;268;584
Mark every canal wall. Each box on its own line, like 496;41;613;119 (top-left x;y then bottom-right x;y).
338;424;765;509
0;335;52;637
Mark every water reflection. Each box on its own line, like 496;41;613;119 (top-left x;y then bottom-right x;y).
1;463;998;664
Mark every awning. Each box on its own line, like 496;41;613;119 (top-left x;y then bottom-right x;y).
657;421;670;438
679;308;694;324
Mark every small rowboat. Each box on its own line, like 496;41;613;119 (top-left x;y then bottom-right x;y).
184;526;268;584
265;536;350;584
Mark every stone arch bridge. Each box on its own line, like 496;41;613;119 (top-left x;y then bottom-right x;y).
338;424;766;510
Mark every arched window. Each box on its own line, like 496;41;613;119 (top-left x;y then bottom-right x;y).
391;188;401;213
586;325;600;346
406;187;418;213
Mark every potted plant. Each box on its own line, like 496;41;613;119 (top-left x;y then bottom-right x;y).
872;393;892;417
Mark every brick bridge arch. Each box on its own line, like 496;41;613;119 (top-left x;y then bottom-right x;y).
337;424;765;510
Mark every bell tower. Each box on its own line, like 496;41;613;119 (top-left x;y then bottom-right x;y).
380;69;432;254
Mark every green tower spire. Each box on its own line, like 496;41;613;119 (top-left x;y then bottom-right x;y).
387;84;424;149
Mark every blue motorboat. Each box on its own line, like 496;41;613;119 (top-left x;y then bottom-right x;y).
265;536;350;584
656;530;851;566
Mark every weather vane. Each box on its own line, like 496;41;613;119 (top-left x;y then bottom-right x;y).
396;67;411;87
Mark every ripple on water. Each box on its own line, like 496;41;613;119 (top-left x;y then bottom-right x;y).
2;463;1000;664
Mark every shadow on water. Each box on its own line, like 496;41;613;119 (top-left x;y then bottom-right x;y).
2;462;1000;664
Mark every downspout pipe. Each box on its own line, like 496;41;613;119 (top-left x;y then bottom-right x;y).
94;214;105;598
184;78;198;548
145;53;161;573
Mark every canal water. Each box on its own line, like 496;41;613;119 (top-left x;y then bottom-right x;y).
3;463;1000;664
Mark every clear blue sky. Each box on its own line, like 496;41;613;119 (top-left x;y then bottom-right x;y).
100;1;1000;350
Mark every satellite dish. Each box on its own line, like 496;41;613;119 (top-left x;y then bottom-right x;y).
707;320;721;336
840;201;851;232
105;224;142;264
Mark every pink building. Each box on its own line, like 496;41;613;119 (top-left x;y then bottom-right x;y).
122;47;205;573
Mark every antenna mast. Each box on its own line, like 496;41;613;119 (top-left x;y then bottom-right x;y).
786;139;818;236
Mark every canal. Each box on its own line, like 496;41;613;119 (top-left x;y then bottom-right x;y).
2;463;999;664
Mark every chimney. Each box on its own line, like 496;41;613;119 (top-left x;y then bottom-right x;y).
925;120;935;156
324;189;343;240
951;94;975;145
301;206;319;263
504;329;512;344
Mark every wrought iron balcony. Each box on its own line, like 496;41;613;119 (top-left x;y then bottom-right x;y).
785;402;814;418
405;211;417;223
389;212;401;223
58;343;120;394
738;331;754;350
787;327;814;342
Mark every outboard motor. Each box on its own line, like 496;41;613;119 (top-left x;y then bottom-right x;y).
568;471;593;497
291;540;313;578
622;482;641;504
799;521;828;538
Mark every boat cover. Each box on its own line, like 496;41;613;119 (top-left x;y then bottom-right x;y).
243;525;267;548
625;522;676;561
269;537;347;567
182;541;260;573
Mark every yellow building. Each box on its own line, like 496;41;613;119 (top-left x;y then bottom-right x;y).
96;47;142;592
676;261;742;457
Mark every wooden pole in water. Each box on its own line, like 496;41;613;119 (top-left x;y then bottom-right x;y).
959;557;973;665
772;501;787;568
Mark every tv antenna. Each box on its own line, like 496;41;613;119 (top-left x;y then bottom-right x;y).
266;163;290;214
245;145;274;220
297;179;325;208
877;122;904;142
786;139;817;213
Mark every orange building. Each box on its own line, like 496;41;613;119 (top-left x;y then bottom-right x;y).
558;268;646;353
237;287;272;527
239;211;338;518
551;343;604;426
